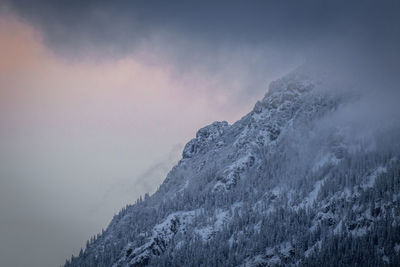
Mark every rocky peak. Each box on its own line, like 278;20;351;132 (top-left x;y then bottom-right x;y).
182;121;229;159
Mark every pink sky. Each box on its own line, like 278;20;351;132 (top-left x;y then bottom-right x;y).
0;13;283;267
0;14;253;137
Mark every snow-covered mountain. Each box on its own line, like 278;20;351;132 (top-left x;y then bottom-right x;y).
65;68;400;266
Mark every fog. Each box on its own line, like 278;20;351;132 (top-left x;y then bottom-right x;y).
0;1;399;266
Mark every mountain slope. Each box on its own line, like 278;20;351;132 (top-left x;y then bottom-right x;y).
65;68;400;267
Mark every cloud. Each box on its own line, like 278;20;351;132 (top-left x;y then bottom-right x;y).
4;0;400;98
1;1;399;266
92;143;183;215
0;12;291;267
0;11;296;267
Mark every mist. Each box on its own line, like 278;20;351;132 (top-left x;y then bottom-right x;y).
0;1;399;266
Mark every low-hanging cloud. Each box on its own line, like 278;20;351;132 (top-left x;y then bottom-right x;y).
0;13;287;267
0;1;399;267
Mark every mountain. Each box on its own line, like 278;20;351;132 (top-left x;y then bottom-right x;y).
65;68;400;266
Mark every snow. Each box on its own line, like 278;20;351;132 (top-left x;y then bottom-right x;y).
233;125;249;148
253;221;262;233
312;152;340;172
182;121;229;158
271;186;283;196
279;242;293;258
213;153;255;191
194;226;214;241
333;220;343;234
195;208;231;241
268;255;281;265
307;179;326;204
382;255;389;264
244;255;261;266
295;177;327;210
394;243;400;254
362;166;387;189
251;111;264;122
175;240;185;250
304;241;322;258
153;210;196;235
215;210;229;229
176;180;189;194
351;226;368;237
117;210;199;266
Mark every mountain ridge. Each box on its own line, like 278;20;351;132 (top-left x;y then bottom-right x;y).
65;67;400;267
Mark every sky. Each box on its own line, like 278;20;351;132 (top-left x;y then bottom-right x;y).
0;1;399;266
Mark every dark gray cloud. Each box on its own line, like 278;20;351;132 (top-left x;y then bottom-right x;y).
4;0;400;92
3;0;349;55
4;1;398;49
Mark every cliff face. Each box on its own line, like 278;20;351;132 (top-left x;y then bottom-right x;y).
66;68;400;267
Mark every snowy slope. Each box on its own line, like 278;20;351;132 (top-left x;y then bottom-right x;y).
65;67;400;267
